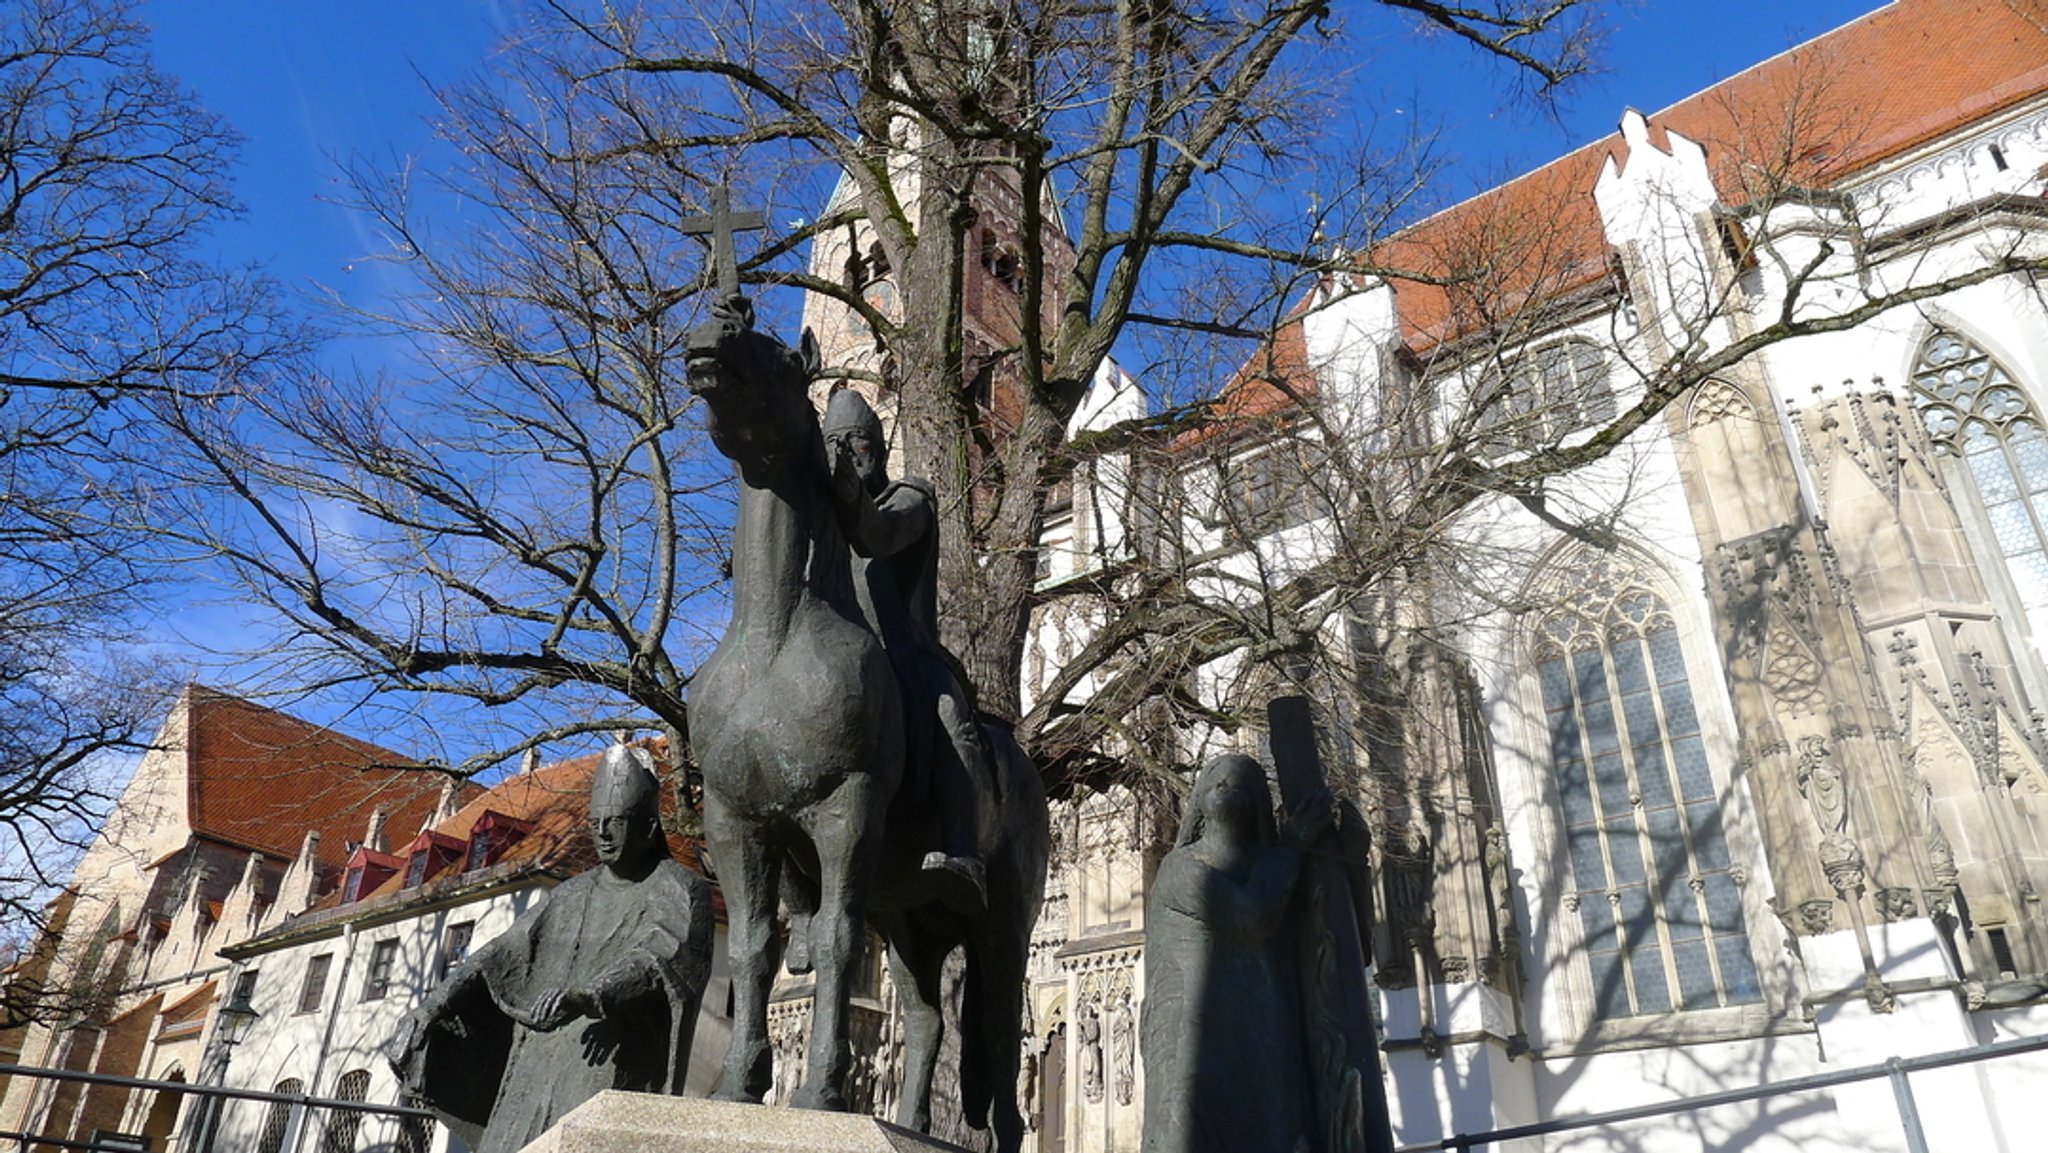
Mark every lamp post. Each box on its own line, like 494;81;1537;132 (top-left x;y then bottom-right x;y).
198;981;261;1153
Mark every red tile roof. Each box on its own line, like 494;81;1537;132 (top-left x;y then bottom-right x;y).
1177;319;1316;448
1213;0;2048;408
330;742;708;910
180;685;460;873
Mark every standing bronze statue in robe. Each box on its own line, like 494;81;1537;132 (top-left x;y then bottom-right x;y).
1142;753;1330;1153
1141;698;1393;1153
392;745;714;1153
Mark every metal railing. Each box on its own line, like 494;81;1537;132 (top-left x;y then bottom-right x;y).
0;1063;433;1153
1393;1031;2048;1153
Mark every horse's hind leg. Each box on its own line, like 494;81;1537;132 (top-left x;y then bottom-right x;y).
884;926;949;1133
708;795;780;1103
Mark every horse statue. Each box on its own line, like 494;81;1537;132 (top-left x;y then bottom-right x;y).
685;294;1050;1152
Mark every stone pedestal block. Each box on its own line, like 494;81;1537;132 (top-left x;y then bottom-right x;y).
515;1091;969;1153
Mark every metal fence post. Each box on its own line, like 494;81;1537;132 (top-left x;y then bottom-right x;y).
1884;1057;1930;1153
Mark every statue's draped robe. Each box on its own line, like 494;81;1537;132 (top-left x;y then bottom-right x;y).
845;475;949;785
403;859;712;1153
1140;843;1315;1153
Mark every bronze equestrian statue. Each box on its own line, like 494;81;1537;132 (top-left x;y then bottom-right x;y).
684;292;1049;1152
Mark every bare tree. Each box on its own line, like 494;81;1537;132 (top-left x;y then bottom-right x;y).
138;0;1596;773
0;0;292;939
1022;51;2048;788
553;0;1601;720
138;42;736;774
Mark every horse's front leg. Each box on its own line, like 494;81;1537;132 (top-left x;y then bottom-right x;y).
791;775;882;1111
884;926;950;1132
708;793;780;1103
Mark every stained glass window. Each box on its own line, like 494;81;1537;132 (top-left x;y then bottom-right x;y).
1537;556;1761;1018
1910;329;2048;644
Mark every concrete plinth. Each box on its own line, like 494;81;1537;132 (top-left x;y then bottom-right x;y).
515;1091;971;1153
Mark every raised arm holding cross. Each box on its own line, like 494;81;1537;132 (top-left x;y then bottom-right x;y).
681;184;766;298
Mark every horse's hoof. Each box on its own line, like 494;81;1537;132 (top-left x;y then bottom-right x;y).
790;1084;847;1112
711;1086;762;1105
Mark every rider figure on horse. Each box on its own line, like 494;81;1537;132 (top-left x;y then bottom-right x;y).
823;387;995;915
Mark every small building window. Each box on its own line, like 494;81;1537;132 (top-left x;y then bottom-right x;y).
298;954;332;1015
1208;439;1333;536
231;968;258;1008
362;940;399;1002
438;922;476;981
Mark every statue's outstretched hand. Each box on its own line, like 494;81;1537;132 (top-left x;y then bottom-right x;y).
396;998;460;1066
528;986;599;1031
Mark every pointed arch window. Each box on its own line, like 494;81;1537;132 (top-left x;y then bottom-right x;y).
1536;556;1761;1018
1910;329;2048;641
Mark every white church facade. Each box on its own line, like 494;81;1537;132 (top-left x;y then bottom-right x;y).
1014;2;2048;1150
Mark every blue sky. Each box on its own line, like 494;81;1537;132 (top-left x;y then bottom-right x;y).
131;0;1893;755
145;1;1891;300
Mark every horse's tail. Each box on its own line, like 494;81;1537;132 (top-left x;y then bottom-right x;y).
962;722;1051;1146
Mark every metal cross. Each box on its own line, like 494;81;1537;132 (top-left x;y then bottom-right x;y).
681;184;766;298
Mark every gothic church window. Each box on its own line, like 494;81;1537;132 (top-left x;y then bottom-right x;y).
1535;556;1761;1018
1909;328;2048;643
1477;340;1616;457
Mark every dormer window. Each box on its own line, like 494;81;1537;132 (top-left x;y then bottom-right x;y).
463;811;535;873
401;831;466;889
339;846;403;904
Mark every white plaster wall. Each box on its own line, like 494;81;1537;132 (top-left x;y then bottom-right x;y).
212;884;543;1153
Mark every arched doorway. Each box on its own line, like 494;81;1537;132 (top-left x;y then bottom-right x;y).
137;1068;185;1151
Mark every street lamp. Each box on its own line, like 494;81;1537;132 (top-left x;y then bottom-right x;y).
216;983;261;1048
199;980;262;1153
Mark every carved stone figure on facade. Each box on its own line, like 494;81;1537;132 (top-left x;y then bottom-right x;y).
1797;735;1867;895
1482;823;1516;948
392;745;713;1153
1078;1002;1104;1104
1109;990;1136;1106
1018;1045;1040;1132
